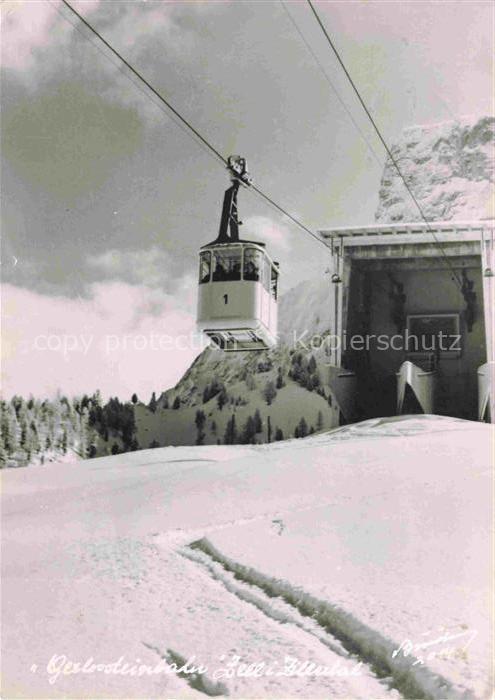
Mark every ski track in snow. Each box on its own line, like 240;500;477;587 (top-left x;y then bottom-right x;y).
142;534;394;699
179;537;474;700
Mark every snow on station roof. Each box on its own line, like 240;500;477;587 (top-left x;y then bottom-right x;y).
318;219;494;242
318;219;495;252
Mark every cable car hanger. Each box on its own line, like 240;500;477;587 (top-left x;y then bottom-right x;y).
211;156;259;246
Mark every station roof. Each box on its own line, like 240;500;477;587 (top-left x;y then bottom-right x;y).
318;219;494;244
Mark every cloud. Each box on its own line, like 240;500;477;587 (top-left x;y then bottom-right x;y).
87;246;173;289
1;279;205;402
94;2;178;52
86;246;197;308
243;216;291;254
1;1;61;73
1;0;218;126
0;1;174;72
1;1;98;73
2;243;206;400
241;215;330;298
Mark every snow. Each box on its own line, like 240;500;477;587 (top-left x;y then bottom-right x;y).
375;116;494;223
1;415;492;698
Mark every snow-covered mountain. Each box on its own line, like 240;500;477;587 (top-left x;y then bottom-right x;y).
127;274;344;450
115;116;494;451
278;275;335;342
375;116;494;222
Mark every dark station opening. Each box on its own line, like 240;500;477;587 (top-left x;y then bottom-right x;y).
344;256;486;421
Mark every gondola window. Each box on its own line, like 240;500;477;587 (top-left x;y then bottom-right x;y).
270;266;278;300
243;248;262;281
199;251;211;284
212;248;241;282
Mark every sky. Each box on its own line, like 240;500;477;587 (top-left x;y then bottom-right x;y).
1;0;493;401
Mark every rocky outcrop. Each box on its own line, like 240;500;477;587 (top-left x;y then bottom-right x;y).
375;116;494;222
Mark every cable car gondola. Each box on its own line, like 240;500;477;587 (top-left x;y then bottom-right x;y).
197;156;279;352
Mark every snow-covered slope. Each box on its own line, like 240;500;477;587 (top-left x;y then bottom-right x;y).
375;116;494;222
2;416;492;698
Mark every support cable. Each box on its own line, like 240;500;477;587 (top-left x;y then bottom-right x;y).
307;0;463;290
56;0;329;250
280;0;383;170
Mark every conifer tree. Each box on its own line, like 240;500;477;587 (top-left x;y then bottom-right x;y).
195;410;206;430
78;408;90;457
317;410;324;431
263;381;277;406
217;389;227;411
19;418;28;456
0;440;7;468
149;392;158;413
224;414;237;444
202;385;211;403
195;410;206;445
60;428;68;455
240;415;256;444
245;374;256;391
276;367;285;389
253;408;263;433
297;416;308;438
1;404;18;455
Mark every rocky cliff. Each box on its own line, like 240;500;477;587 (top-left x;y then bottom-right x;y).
375;116;494;222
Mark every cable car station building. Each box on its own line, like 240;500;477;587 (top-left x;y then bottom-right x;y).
319;220;494;423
